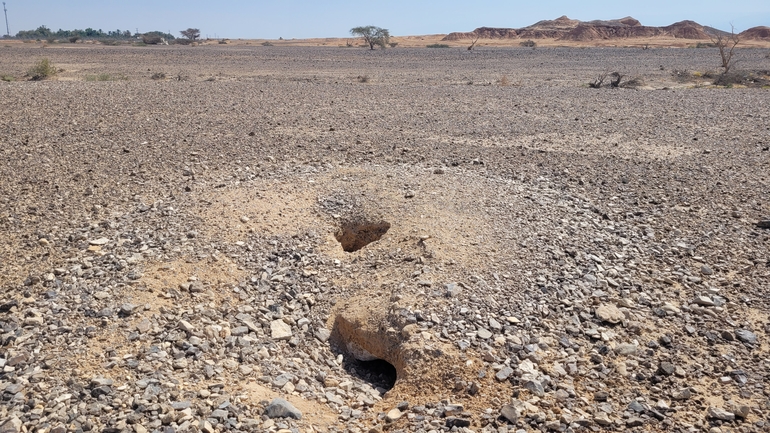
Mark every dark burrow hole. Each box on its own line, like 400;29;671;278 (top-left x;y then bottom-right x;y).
335;220;391;252
342;358;398;392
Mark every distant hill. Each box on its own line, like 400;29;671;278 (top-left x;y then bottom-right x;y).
442;16;765;42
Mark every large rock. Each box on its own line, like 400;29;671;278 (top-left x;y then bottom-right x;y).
707;407;735;421
266;398;302;419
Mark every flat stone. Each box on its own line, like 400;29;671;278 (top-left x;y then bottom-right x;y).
445;283;462;298
615;343;637;356
756;219;770;228
708;407;735;421
136;319;152;333
693;296;715;306
270;320;292;340
266;398;302;420
500;405;518;423
90;377;114;387
594;412;612;426
701;265;714;275
477;327;493;339
89;237;110;245
735;329;757;344
488;317;502;331
178;320;196;333
595;304;624;324
446;418;471;428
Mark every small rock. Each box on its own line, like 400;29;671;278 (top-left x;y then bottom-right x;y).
595;304;624;324
672;388;692;400
315;328;331;343
445;283;462;298
385;408;403;422
495;366;514;381
500;405;518;423
756;219;770;229
701;265;714;275
657;362;675;376
708;407;735;421
266;398;302;420
89;237;110;246
615;343;637;356
626;418;645;427
178;320;196;333
270;320;292;340
594;412;612;426
524;380;545;397
119;303;137;316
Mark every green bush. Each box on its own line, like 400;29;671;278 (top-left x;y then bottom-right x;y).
1;75;14;82
426;44;450;48
27;58;57;80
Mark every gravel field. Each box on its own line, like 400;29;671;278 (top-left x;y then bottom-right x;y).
0;45;769;433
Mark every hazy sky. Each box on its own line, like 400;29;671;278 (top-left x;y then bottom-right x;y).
3;1;769;39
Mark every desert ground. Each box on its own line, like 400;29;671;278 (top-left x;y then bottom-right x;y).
0;42;769;433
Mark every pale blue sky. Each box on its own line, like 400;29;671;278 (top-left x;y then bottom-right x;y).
3;1;769;39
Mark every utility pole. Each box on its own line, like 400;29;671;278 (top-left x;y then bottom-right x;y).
3;2;9;37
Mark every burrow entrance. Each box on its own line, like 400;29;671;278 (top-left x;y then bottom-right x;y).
331;309;405;393
334;220;391;252
342;358;398;392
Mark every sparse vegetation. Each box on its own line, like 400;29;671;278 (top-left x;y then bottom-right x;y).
1;75;14;82
350;26;390;50
426;44;450;48
498;75;510;86
589;72;608;88
695;42;717;48
468;37;479;51
389;42;398;48
27;58;58;80
261;41;273;46
219;39;229;44
69;36;81;43
85;73;125;81
357;75;370;83
151;72;167;80
519;40;536;48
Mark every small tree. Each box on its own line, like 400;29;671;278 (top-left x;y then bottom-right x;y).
180;28;200;41
710;25;740;77
350;26;390;50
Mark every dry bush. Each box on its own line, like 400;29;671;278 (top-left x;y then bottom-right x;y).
173;39;192;46
519;40;536;48
589;72;608;88
151;72;166;80
620;76;645;88
357;75;370;83
710;26;740;83
609;72;623;88
69;36;80;43
27;58;57;80
498;75;510;86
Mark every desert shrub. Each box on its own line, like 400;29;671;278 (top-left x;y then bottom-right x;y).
69;36;80;43
389;42;398;48
498;75;510;86
426;44;450;48
695;42;717;48
609;72;623;88
151;72;166;80
261;41;273;46
46;36;56;43
27;58;57;80
100;39;121;46
357;75;370;83
1;75;14;82
519;40;536;48
219;39;228;44
172;38;192;45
